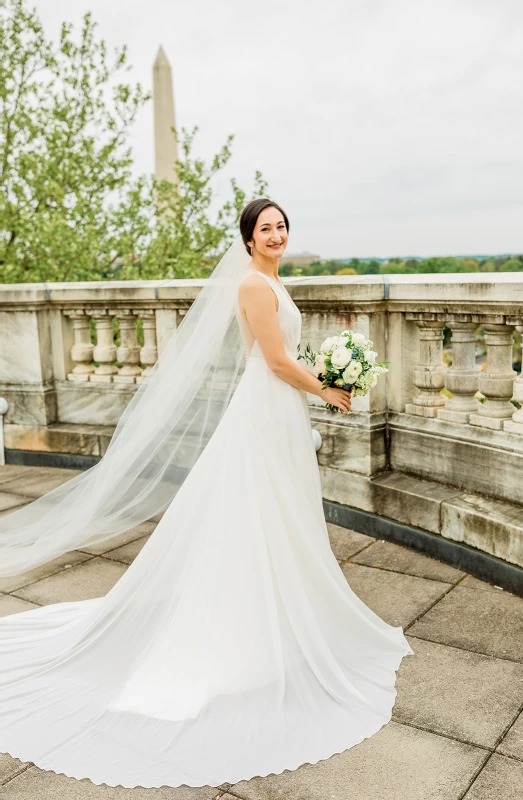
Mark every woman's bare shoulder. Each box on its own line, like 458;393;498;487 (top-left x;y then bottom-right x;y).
238;273;278;309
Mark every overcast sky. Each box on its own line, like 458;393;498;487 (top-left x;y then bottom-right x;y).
34;0;523;259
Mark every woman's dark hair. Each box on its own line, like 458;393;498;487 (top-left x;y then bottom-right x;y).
239;198;290;256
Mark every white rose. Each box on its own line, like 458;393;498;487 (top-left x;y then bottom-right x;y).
366;350;377;365
351;332;367;348
335;377;345;387
315;353;326;376
342;361;363;383
331;346;352;369
320;336;339;354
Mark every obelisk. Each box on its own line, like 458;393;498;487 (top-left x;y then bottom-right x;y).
153;46;179;185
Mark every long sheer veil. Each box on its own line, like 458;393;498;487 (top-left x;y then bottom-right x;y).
0;234;253;577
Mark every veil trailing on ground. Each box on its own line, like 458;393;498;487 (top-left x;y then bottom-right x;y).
0;234;254;577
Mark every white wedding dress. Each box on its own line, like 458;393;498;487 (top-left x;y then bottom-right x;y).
0;269;413;788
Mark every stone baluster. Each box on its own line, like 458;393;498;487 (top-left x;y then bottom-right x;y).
137;310;158;382
405;313;447;417
64;310;94;381
112;310;142;383
437;316;480;423
469;320;516;430
504;319;523;435
91;309;118;382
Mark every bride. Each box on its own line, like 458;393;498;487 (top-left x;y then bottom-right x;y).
0;198;413;789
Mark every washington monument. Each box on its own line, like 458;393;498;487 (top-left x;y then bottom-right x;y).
153;46;179;185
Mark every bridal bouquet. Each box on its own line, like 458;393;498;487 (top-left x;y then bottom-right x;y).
297;330;389;413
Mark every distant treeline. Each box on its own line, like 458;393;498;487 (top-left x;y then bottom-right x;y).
279;254;523;277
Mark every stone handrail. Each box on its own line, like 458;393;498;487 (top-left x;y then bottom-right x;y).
1;273;523;574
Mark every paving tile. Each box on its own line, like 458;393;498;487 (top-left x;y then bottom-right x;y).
0;753;29;784
5;469;82;499
230;721;487;800
464;753;523;799
0;492;32;512
0;594;40;617
12;558;128;605
1;765;220;798
78;522;157;556
394;637;523;748
0;465;44;487
103;535;151;565
341;562;451;627
497;710;523;761
408;586;523;663
326;523;374;561
351;539;465;583
460;574;512;594
0;551;92;594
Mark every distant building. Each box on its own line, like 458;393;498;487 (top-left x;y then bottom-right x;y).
280;251;320;267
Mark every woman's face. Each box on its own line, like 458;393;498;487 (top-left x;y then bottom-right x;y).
248;207;288;258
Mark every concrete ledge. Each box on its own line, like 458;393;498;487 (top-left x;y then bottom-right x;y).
5;449;99;471
323;500;523;598
388;412;523;507
441;494;523;567
320;464;523;571
4;422;115;458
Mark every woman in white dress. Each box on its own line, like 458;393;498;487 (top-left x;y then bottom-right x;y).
0;199;413;788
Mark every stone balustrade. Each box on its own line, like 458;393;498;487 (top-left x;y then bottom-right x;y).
1;272;522;574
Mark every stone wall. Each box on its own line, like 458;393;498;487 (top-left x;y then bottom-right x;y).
1;273;522;569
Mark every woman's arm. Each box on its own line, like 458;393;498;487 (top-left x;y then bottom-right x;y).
238;275;352;414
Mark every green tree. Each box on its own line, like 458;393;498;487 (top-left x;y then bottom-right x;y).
500;257;523;272
111;127;268;280
361;259;381;274
0;1;149;282
460;258;479;272
0;0;265;282
478;259;496;272
380;258;410;274
417;257;464;273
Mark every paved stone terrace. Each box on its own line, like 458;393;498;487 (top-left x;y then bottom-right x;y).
0;464;522;800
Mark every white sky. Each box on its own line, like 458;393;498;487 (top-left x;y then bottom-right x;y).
34;0;523;259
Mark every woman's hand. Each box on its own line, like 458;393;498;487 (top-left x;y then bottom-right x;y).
322;385;353;414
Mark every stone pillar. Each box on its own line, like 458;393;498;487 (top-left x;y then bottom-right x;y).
91;310;117;382
137;311;158;381
113;311;141;383
504;320;523;435
469;320;516;430
438;316;480;423
405;314;447;417
64;310;94;381
0;397;8;466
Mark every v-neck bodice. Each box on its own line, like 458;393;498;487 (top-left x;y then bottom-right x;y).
235;269;302;361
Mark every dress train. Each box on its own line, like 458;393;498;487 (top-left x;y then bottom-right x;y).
0;270;413;787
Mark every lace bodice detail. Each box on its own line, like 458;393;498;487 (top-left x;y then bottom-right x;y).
235;269;302;361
